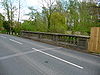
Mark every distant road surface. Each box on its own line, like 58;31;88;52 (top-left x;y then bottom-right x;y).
0;34;100;75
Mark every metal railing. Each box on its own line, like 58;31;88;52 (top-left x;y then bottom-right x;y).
21;31;90;50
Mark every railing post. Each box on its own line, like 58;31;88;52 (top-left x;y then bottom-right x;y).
38;33;41;39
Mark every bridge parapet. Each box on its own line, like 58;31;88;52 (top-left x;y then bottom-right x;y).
21;31;90;51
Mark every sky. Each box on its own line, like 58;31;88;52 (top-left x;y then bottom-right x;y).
0;0;43;21
20;0;41;21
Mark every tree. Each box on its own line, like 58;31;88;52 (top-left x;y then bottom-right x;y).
3;21;10;34
0;13;5;31
26;7;38;21
21;20;37;31
65;0;99;35
18;0;21;23
41;0;56;31
77;1;99;35
50;12;67;33
2;0;17;33
2;0;10;21
67;0;80;34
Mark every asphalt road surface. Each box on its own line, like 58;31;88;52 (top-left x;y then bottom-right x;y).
0;34;100;75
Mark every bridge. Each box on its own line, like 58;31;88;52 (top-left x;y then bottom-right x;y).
0;27;100;75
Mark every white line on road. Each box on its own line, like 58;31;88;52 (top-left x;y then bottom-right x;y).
0;50;36;60
0;36;7;38
9;39;23;45
0;47;62;60
32;48;84;69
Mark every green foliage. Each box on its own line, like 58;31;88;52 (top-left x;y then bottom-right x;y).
20;1;99;35
3;21;10;32
1;0;99;35
0;13;5;31
67;1;100;34
21;20;36;31
50;12;67;33
13;22;21;34
77;2;100;34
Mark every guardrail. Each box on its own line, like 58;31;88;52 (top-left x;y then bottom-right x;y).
21;31;90;50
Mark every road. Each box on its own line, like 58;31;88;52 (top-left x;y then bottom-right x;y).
0;34;100;75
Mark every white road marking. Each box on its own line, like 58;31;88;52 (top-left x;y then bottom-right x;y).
32;47;62;51
32;48;84;69
0;47;62;60
0;36;7;38
9;39;23;45
0;50;36;60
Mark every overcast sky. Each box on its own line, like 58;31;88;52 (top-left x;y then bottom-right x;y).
21;0;42;21
0;0;43;21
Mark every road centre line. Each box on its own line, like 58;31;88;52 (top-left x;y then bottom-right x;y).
0;50;35;60
9;39;23;45
0;47;62;61
0;36;7;38
32;48;84;69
